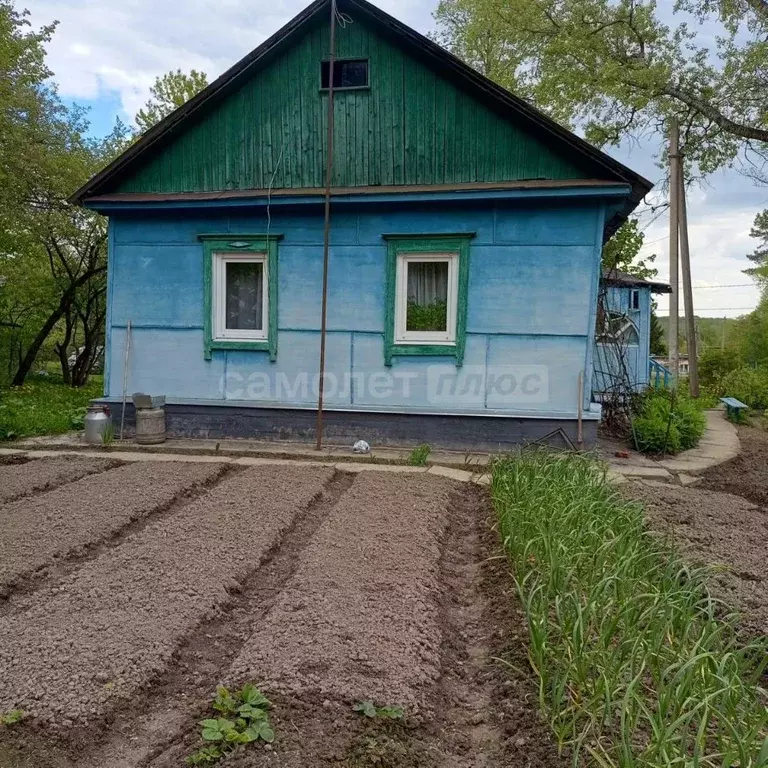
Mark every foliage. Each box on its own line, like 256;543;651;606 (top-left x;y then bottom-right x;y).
746;210;768;278
601;219;657;280
186;684;274;765
491;451;768;767
631;388;706;454
0;709;25;726
433;0;768;180
698;347;742;391
135;69;208;134
718;366;768;410
649;310;666;356
353;701;405;720
407;443;431;466
0;374;103;440
406;300;447;332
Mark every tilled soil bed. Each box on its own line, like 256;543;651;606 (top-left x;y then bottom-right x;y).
623;424;768;640
0;460;563;768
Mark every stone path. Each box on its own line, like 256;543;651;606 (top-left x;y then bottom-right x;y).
607;409;739;486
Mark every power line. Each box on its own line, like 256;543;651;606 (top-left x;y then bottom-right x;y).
656;307;756;314
692;283;754;289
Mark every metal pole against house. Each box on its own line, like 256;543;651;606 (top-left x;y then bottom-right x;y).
668;120;680;385
315;0;337;450
678;159;699;397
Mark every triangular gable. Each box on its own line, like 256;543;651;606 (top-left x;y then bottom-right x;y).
71;0;652;236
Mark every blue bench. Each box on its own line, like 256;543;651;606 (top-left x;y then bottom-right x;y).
720;397;749;422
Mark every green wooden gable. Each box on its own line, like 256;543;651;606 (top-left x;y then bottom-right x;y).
72;0;651;235
115;19;585;194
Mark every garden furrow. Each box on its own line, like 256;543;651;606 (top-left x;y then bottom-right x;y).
0;465;332;733
0;460;226;596
0;455;120;503
228;470;456;708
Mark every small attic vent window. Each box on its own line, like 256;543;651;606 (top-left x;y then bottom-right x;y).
321;59;368;90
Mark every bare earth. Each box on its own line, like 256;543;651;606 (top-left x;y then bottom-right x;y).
0;459;563;768
623;425;768;640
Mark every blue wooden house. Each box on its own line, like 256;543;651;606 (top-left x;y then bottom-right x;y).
593;270;671;398
71;0;652;450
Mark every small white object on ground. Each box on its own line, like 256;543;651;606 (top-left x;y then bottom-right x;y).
352;440;371;454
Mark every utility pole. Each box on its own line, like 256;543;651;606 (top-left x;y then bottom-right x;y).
678;160;699;396
668;120;680;385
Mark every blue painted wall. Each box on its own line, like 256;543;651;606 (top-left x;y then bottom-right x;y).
105;195;610;418
592;283;652;394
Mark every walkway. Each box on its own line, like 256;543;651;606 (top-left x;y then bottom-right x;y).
608;409;739;486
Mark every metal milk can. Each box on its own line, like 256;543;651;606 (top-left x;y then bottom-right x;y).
84;404;111;445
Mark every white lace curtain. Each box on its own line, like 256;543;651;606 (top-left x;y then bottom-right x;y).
226;262;264;330
407;261;448;305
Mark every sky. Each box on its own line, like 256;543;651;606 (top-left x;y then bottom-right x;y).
22;0;767;318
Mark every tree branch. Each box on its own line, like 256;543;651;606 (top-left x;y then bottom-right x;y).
661;83;768;142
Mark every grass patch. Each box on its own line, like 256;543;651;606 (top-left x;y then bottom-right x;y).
492;451;768;767
407;443;431;466
0;374;103;440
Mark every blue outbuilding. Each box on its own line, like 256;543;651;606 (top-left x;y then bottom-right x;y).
72;0;652;450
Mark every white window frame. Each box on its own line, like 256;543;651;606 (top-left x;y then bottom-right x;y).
394;252;459;345
212;251;268;342
629;289;640;310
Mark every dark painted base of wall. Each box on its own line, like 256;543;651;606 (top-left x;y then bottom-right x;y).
99;401;597;452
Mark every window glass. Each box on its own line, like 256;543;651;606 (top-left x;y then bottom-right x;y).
225;261;263;331
406;260;448;332
321;59;368;89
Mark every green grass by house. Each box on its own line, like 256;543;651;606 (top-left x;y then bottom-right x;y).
492;451;768;767
0;374;103;440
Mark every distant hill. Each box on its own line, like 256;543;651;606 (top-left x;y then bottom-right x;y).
656;315;742;355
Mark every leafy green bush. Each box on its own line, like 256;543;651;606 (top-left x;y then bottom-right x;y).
631;390;706;454
698;347;741;391
492;452;768;766
718;366;768;410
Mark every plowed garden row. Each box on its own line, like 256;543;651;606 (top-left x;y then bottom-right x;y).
0;455;561;768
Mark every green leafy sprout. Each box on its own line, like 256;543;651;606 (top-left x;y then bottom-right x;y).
186;684;274;765
353;701;405;720
407;444;430;466
0;709;25;726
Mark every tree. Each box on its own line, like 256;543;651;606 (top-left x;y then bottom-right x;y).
650;312;666;356
433;0;768;179
135;69;208;133
602;219;657;280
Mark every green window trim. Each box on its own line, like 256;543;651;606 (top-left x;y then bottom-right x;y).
199;234;282;362
383;233;473;367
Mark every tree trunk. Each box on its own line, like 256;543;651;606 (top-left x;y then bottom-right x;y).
10;268;104;386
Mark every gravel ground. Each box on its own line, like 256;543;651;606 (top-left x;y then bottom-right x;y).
624;482;768;638
0;460;225;595
229;470;456;708
0;456;118;503
0;465;331;731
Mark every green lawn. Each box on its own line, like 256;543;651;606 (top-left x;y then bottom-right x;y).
0;374;103;440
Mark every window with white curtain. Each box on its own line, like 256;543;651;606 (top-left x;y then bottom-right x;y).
212;252;268;341
394;252;459;344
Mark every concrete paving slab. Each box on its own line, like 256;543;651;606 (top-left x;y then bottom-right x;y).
428;465;473;482
678;473;703;487
339;463;428;473
610;465;673;480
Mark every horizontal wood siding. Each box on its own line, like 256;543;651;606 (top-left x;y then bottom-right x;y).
116;19;588;194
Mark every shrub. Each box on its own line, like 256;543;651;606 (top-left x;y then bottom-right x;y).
698;347;741;391
718;366;768;410
631;390;706;454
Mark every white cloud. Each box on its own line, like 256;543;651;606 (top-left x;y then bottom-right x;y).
23;0;434;122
